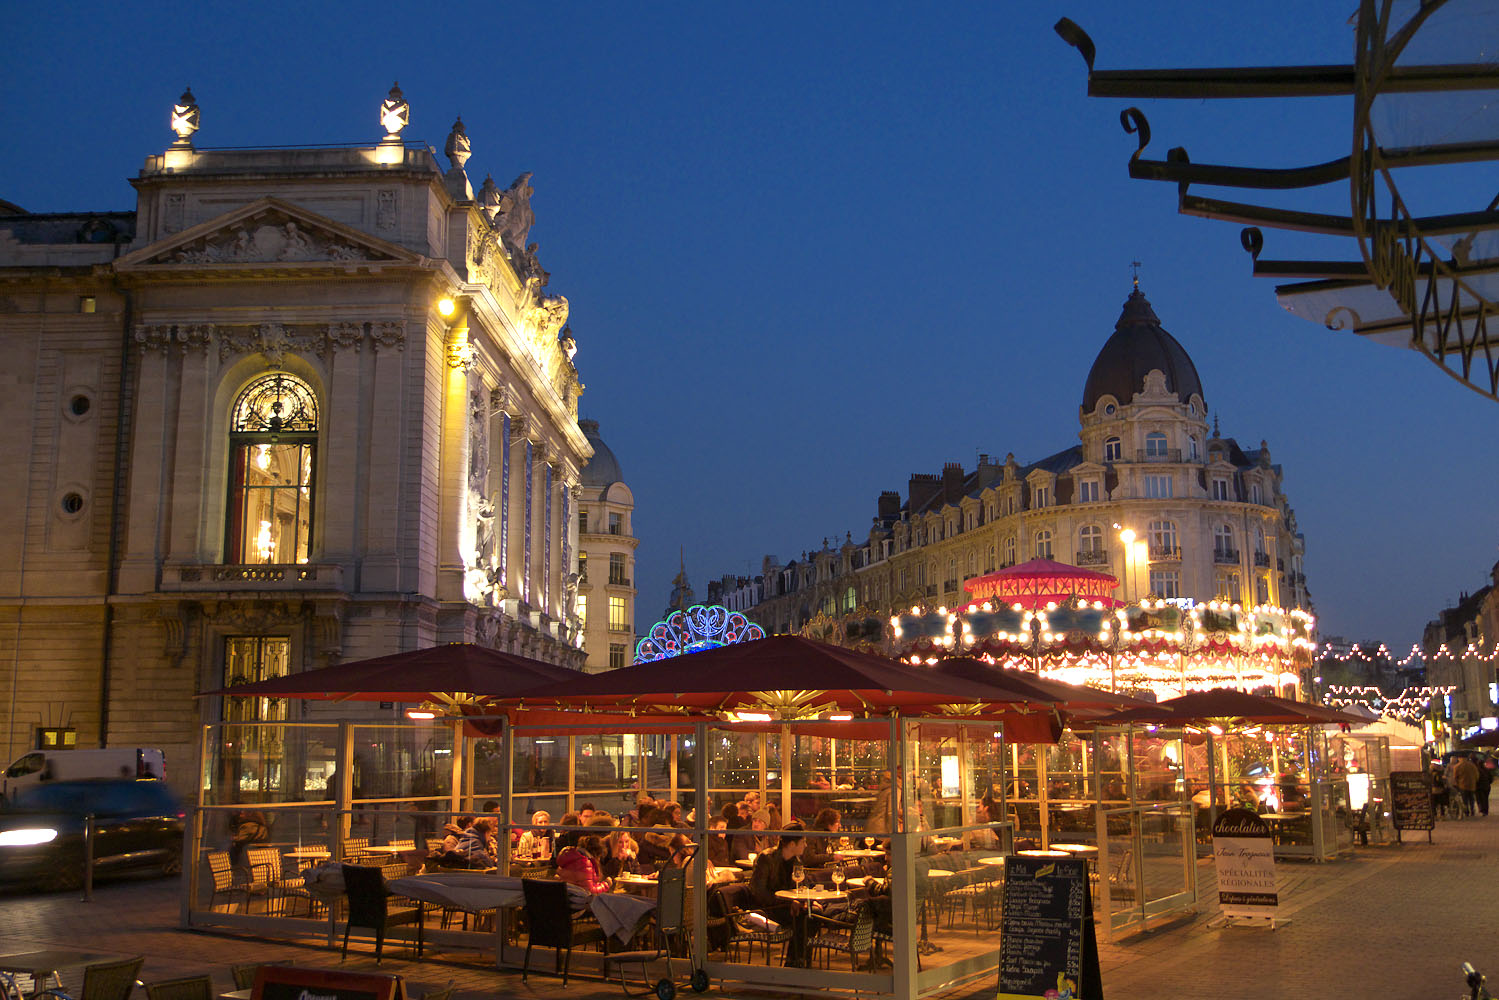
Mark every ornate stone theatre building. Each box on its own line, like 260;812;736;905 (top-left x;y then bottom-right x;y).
716;285;1312;640
0;87;591;782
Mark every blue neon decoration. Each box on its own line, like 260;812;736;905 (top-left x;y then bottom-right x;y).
634;604;766;663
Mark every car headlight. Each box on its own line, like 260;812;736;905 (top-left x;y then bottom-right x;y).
0;828;59;847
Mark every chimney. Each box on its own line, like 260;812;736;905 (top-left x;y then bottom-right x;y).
942;462;965;503
878;490;901;520
908;473;942;513
976;453;1000;488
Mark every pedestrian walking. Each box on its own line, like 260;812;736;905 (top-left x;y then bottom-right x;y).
1476;757;1493;817
1451;754;1480;818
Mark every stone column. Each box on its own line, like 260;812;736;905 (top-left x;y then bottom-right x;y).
362;320;407;592
119;326;173;593
319;323;366;564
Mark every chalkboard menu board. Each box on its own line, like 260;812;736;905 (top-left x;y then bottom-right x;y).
253;966;404;1000
1390;770;1434;842
998;855;1102;1000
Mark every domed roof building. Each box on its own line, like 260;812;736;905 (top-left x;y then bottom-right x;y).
1082;287;1204;413
717;284;1313;697
576;419;637;672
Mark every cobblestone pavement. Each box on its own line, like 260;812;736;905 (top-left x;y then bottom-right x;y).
1;818;1494;1000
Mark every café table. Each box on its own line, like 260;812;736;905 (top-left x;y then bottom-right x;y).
388;873;654;944
283;847;330;866
977;856;1007;867
775;887;847;903
1017;849;1072;858
0;951;121;995
220;990;254;1000
359;845;410;855
832;848;885;859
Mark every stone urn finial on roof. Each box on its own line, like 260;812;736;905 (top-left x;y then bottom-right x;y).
170;87;200;146
380;82;410;140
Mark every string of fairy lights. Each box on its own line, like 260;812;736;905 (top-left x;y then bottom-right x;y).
1315;641;1499;665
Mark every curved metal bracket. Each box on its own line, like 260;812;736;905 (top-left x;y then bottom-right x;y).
1241;228;1264;261
1054;18;1096;72
1120;107;1150;166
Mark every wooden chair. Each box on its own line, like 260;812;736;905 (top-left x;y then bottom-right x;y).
207;851;247;913
35;956;144;1000
520;878;604;986
229;967;259;992
341;864;424;963
141;977;212;1000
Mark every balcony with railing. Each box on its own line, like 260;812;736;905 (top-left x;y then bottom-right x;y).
164;563;345;591
1148;545;1182;562
1134;448;1183;463
1212;547;1240;565
1076;548;1109;566
1254;551;1271;567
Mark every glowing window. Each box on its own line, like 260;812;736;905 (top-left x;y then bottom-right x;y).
227;373;317;565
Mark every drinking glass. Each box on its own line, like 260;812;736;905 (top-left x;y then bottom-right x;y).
792;863;806;894
864;837;875;850
831;865;845;891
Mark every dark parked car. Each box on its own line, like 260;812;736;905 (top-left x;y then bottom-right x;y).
0;779;185;891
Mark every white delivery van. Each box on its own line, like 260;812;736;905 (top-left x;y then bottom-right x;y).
2;747;166;799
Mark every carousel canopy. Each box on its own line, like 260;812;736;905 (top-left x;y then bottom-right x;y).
204;642;576;706
505;634;1056;719
960;557;1121;610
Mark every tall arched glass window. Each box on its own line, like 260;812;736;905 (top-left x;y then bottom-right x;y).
1213;523;1235;556
227;372;318;564
1033;530;1053;559
1078;524;1102;554
1144;432;1169;458
1103;436;1122;462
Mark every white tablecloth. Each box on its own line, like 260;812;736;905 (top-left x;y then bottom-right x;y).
387;873;656;944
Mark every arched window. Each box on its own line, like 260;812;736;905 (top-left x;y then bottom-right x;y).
1033;530;1053;559
1103;436;1122;462
227;372;318;564
1213;524;1235;556
1254;525;1266;555
1147;519;1177;558
1078;524;1102;554
1188;436;1200;462
986;544;996;572
1004;535;1016;566
1145;432;1169;459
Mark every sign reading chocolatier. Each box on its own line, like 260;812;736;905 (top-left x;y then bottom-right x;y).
1211;808;1278;922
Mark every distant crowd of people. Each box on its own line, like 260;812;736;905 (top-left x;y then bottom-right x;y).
1433;753;1493;818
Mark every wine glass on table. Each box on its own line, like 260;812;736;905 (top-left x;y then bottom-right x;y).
831;864;845;893
792;862;806;895
864;837;875;851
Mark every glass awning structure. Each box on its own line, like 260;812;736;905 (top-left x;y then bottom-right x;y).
1057;0;1499;401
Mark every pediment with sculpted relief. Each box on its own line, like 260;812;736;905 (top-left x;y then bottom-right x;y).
116;197;420;271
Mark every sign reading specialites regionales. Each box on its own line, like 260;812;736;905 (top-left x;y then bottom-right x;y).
1211;807;1277;918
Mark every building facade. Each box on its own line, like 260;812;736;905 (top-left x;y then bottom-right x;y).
719;286;1313;638
0;88;592;789
576;419;637;672
1422;563;1499;734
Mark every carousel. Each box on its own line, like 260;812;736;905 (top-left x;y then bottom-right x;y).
888;558;1316;702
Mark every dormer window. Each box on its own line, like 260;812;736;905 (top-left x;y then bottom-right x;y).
1033;486;1050;508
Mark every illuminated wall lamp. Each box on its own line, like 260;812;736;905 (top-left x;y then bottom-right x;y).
406;710;436;720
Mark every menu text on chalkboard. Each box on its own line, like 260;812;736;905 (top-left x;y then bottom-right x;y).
997;855;1101;1000
1390;770;1434;842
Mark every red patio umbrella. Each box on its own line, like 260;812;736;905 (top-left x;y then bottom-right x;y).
205;642;577;708
505;634;1054;719
1094;687;1367;727
931;657;1157;718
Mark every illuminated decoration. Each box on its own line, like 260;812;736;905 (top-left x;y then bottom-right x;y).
960;557;1120;610
634;604;765;663
1316;641;1499;666
170;87;200;144
254;520;275;562
379;82;410;138
892;557;1315;702
1325;684;1458;722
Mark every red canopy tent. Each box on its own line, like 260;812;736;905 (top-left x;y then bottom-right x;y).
958;557;1122;610
507;634;1052;716
1094;688;1366;727
204;642;576;708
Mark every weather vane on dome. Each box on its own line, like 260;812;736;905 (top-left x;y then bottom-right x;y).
1130;260;1142;290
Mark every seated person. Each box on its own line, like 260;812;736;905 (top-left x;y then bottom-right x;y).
732;809;770;861
600;830;639;879
706;816;731;868
552;811;582;854
748;828;811;966
439;815;472;854
804;808;842;867
556;834;611;894
515;810;552;858
638;825;676;868
809;772;832;790
455;817;499;868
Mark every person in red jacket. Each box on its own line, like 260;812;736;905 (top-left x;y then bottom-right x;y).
555;834;611;893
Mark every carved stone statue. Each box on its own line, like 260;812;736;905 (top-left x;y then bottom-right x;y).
475;496;496;571
494;172;535;256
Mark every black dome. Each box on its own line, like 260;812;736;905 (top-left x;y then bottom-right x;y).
579;418;624;488
1081;288;1204;412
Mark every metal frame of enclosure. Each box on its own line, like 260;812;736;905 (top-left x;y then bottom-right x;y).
184;715;1036;1000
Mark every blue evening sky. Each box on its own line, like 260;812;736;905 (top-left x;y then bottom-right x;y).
6;3;1494;653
